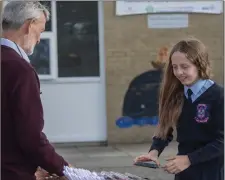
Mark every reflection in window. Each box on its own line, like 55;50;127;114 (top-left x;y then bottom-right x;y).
56;1;99;77
29;39;50;75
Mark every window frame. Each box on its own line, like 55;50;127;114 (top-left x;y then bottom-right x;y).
39;1;101;82
37;1;57;80
37;33;57;80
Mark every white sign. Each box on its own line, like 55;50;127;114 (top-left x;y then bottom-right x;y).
116;1;223;16
147;14;189;29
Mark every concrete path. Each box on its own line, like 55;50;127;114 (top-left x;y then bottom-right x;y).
55;141;178;180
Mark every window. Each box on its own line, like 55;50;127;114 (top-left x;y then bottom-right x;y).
30;39;50;75
29;1;100;79
56;1;100;77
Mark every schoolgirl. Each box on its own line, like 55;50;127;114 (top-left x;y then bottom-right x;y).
135;38;224;180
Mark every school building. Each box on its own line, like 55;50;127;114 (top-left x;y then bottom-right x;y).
1;1;224;144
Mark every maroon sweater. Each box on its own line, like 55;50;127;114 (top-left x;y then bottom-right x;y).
1;45;68;180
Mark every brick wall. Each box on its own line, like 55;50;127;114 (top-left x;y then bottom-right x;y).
104;1;224;144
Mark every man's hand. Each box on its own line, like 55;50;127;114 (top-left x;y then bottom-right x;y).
162;155;191;174
35;167;48;180
35;167;68;180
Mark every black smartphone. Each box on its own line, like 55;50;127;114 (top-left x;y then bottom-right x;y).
134;161;159;169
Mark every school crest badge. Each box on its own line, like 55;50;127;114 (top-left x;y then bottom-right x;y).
195;104;209;123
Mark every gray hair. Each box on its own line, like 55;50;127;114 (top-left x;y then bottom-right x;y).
2;1;50;30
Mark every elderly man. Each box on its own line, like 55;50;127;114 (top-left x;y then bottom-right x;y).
1;2;69;180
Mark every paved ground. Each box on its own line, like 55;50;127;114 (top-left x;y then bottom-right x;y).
54;141;178;180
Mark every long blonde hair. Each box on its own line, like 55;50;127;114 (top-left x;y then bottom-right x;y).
155;37;212;139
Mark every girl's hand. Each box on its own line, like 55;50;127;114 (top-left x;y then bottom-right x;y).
162;155;191;174
134;150;160;167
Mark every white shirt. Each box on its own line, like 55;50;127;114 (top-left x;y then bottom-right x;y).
0;38;30;63
184;79;214;102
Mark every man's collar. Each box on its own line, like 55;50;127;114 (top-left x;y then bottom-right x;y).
184;79;207;95
0;38;30;63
